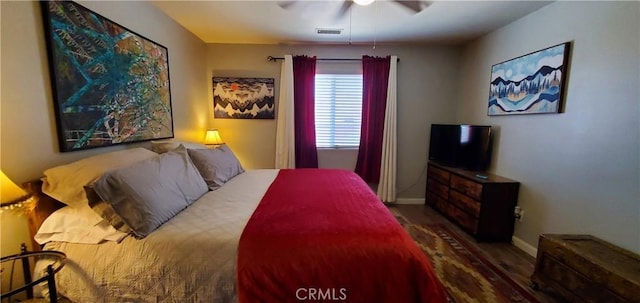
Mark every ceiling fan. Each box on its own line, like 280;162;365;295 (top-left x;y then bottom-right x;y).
278;0;432;19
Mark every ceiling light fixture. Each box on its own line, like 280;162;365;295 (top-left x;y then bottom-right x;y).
353;0;375;6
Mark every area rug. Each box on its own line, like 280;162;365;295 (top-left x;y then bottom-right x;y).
402;222;541;303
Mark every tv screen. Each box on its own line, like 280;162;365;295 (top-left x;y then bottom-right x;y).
428;124;493;171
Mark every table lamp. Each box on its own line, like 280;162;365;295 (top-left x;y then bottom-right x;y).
1;170;33;212
203;129;224;147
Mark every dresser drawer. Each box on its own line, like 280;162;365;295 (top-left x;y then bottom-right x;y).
447;205;478;234
449;190;481;218
425;192;443;208
427;165;450;184
450;175;483;200
427;178;449;200
434;194;449;215
427;192;448;214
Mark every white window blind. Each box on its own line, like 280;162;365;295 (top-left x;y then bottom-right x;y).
314;74;363;148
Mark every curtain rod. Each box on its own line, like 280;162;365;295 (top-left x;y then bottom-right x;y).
267;56;399;62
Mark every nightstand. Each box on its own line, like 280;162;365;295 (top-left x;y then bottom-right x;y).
1;243;66;303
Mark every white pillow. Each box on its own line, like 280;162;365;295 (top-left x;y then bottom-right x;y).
35;205;128;245
150;140;207;153
42;148;158;208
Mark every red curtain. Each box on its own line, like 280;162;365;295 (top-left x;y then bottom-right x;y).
355;56;390;183
293;55;318;168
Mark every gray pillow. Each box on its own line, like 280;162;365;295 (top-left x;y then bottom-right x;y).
85;185;132;234
93;145;208;238
187;145;245;190
150;140;207;154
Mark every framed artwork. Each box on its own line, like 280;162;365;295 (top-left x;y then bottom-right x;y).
213;77;275;119
487;42;571;116
41;1;174;152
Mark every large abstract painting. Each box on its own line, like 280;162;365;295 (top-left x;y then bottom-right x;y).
41;1;174;152
487;42;571;115
213;77;275;119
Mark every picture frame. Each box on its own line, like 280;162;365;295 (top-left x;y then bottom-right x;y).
487;42;571;116
41;1;174;152
212;77;275;119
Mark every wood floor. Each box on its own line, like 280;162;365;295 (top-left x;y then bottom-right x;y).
393;204;567;303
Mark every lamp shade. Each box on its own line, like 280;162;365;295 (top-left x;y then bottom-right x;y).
204;129;224;145
1;170;30;205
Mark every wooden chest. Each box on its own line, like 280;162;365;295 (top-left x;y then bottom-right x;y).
531;234;640;303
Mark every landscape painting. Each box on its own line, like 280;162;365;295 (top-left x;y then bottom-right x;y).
487;42;570;115
41;1;174;152
213;77;275;119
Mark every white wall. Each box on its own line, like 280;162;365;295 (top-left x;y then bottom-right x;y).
457;1;640;253
0;1;208;253
206;43;461;198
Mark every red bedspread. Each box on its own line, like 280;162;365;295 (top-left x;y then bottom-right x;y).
237;169;447;303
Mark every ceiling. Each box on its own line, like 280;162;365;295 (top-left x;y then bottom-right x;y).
151;0;552;45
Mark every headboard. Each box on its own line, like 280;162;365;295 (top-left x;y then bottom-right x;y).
23;180;65;251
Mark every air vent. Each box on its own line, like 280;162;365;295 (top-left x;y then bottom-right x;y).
316;28;343;35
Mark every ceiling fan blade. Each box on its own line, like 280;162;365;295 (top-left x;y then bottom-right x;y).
393;0;431;13
336;0;354;19
277;1;298;10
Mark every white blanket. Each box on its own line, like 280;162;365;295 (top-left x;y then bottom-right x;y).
37;169;279;303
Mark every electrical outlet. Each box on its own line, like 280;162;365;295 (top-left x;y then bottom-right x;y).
514;206;524;222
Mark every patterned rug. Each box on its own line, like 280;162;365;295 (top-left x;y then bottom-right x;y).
393;213;540;303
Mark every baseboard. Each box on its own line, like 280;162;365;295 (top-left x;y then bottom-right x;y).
512;236;538;257
395;198;425;205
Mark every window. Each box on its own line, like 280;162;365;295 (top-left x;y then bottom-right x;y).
314;74;363;148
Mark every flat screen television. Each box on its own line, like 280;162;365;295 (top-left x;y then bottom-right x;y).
428;124;493;171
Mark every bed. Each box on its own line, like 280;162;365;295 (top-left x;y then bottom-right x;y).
27;144;447;303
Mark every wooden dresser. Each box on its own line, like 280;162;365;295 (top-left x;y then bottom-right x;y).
425;162;520;241
531;234;640;303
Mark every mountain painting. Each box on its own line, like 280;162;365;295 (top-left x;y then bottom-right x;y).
488;42;570;115
213;77;275;119
41;1;174;152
